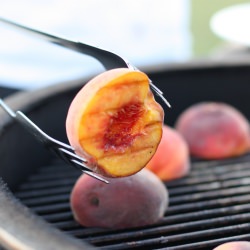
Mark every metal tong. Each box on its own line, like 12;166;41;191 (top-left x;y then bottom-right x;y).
0;17;170;108
0;99;109;184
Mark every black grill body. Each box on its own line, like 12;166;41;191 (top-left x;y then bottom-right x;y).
1;60;250;249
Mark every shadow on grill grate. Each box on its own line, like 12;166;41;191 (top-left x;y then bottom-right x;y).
14;154;250;250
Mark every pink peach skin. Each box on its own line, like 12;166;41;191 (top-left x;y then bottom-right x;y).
70;169;168;229
213;241;250;250
175;102;250;159
146;125;190;181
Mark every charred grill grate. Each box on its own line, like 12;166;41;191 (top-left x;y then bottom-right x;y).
14;154;250;250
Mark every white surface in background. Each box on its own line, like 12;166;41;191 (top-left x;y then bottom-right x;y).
0;0;191;89
210;3;250;45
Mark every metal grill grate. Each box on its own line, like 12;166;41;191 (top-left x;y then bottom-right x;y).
14;155;250;250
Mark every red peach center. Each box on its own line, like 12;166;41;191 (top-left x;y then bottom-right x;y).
103;102;145;152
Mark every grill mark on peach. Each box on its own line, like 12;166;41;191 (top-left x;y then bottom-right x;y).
78;107;161;140
79;121;162;158
79;120;161;143
97;144;157;161
143;121;163;130
96;148;159;176
80;81;150;114
80;101;144;118
98;79;147;91
78;105;145;152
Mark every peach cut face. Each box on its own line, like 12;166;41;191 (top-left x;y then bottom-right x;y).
66;68;164;177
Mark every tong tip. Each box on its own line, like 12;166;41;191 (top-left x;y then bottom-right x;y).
0;99;16;117
149;81;171;108
84;171;110;184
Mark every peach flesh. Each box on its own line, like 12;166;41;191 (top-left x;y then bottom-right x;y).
103;102;145;152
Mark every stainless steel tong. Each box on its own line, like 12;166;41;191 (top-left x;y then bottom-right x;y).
0;17;170;108
0;99;109;184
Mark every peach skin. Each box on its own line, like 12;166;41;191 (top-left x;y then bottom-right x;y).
213;241;250;250
146;125;190;181
175;102;250;160
70;169;168;229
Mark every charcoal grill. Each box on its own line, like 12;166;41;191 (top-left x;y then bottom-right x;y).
1;59;250;250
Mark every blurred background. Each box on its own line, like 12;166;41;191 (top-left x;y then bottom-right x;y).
0;0;249;90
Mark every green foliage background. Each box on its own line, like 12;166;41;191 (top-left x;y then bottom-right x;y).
191;0;250;56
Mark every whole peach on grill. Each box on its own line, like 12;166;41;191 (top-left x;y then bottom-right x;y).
70;169;168;229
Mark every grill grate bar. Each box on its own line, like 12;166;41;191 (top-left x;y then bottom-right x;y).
31;202;71;214
27;171;80;182
52;220;81;231
42;211;74;223
162;203;250;225
20;193;70;206
98;236;169;250
191;154;250;170
162;223;250;248
18;177;77;190
167;193;250;215
15;186;73;199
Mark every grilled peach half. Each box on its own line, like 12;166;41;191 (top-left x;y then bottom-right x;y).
175;102;250;159
66;68;164;177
